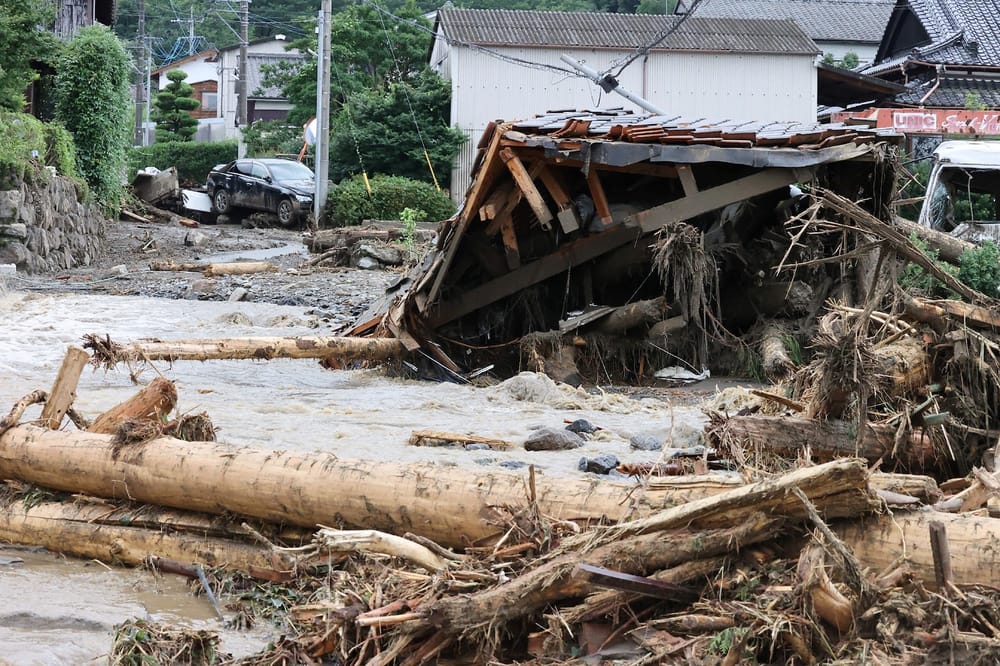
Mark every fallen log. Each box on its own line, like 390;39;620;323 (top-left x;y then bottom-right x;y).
893;216;975;264
0;424;758;548
759;321;794;380
909;296;1000;330
408;430;512;450
87;377;177;435
84;333;405;365
0;500;293;574
202;261;276;277
836;509;1000;588
149;260;209;272
709;414;940;470
593;296;669;334
310;227;434;252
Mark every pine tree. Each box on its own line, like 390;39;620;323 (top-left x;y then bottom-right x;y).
151;69;200;142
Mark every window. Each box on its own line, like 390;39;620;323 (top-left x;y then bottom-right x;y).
200;92;217;112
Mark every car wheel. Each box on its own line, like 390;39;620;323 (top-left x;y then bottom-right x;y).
277;198;296;226
213;189;231;214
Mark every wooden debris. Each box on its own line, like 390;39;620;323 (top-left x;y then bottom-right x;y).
87;377;177;435
407;430;512;450
83;333;405;365
202;261;276;277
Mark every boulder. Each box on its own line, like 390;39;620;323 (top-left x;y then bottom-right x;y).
524;427;585;451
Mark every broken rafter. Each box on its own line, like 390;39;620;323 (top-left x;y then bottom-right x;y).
499;148;553;230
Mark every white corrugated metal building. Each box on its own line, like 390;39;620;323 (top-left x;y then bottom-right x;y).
430;9;820;198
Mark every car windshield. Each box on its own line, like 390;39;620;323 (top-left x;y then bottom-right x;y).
267;161;314;182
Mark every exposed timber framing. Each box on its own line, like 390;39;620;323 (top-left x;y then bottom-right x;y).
629;167;814;232
500;148;553;230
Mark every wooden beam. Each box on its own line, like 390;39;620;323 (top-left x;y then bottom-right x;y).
40;346;90;430
586;168;613;229
630;167;812;233
676;165;698;197
478;180;514;222
499;215;521;270
537;165;580;233
430;225;642;327
500;148;554;230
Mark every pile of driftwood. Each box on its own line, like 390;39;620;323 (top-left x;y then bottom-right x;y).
3;301;1000;664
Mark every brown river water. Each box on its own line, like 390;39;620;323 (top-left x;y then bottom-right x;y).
0;286;738;663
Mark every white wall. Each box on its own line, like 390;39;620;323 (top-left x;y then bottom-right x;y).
815;41;879;66
156;58;217;89
439;43;818;198
218;39;297;140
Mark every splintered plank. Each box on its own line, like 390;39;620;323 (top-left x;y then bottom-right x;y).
500;148;554;230
586;168;613;228
537;165;579;233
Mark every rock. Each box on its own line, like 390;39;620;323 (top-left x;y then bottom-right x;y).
566;419;598;435
354;256;380;270
184;230;209;247
354;242;403;266
578;454;618;474
542;346;582;387
185;278;217;299
499;460;529;470
228;287;248;302
465;443;490;451
666;422;704;449
629;434;663;451
524;427;584;451
0;222;27;240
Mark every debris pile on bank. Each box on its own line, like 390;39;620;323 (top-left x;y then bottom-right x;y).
4;111;1000;663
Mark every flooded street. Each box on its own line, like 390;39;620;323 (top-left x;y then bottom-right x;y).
0;285;724;663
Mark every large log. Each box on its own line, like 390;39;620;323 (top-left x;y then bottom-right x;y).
0;500;292;574
88;377;177;434
40;346;89;429
87;334;405;364
836;510;1000;588
593;296;669;334
893;216;975;264
0;425;759;548
710;414;940;470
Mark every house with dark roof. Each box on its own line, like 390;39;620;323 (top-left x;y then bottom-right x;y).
675;0;894;65
430;8;820;198
861;0;1000;110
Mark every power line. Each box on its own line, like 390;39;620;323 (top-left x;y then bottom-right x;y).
602;0;704;79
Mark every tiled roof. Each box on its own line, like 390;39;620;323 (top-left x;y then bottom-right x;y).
509;108;898;151
895;74;1000;108
868;0;1000;69
436;8;819;55
247;54;305;100
683;0;893;44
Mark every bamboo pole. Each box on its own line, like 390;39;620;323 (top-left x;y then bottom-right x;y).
0;425;745;548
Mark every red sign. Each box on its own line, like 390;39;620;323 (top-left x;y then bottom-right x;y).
832;108;1000;136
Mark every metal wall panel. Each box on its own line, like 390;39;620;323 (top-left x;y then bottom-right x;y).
441;45;817;199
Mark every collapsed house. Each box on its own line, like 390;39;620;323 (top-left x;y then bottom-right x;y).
355;110;901;383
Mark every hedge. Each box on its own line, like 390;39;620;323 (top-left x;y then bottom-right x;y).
325;174;456;228
0;111;79;187
128;141;237;185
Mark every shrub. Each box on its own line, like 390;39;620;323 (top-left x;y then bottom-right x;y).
958;241;1000;297
0;112;79;186
55;26;132;216
325;174;455;228
128;141;237;185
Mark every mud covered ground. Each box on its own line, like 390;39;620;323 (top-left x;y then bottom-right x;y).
8;218;399;331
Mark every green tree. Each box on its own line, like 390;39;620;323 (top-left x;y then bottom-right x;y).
841;52;860;69
55;25;132;215
151;69;200;142
329;70;465;184
0;0;59;111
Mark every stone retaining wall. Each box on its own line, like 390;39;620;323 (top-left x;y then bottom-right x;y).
0;173;108;273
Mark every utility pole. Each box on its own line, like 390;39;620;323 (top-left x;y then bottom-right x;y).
314;0;331;223
134;0;146;146
171;7;200;56
560;54;667;116
237;0;250;158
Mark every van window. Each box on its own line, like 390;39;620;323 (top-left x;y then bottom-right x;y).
930;167;1000;231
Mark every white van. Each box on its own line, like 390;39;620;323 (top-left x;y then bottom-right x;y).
919;140;1000;243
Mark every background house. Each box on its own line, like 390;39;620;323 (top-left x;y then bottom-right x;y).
54;0;115;40
675;0;893;65
151;50;222;141
430;8;820;198
147;37;303;143
861;0;1000;110
217;37;304;143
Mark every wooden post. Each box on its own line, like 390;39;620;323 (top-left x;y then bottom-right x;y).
929;520;953;593
586;168;613;228
39;346;89;430
499;216;520;270
499;148;553;230
538;165;580;233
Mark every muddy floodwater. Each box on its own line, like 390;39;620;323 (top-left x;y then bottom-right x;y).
0;285;733;663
